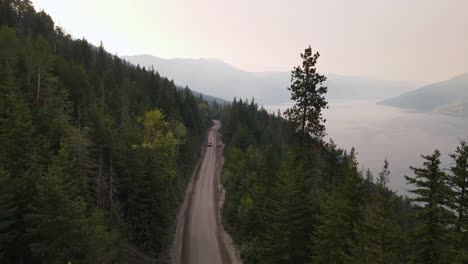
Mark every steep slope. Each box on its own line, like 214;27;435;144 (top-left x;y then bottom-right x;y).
124;55;265;102
435;98;468;116
123;55;416;105
179;87;227;105
380;72;468;111
0;2;212;262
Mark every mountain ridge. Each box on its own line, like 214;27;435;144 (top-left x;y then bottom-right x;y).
123;54;417;105
379;72;468;112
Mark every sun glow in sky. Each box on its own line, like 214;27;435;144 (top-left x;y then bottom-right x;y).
31;0;468;83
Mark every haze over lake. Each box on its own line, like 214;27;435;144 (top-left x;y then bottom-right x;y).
267;100;468;193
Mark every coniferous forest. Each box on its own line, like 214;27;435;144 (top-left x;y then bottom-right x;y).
220;50;468;264
1;1;468;264
0;1;212;262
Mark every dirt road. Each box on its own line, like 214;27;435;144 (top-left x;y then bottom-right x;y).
172;120;241;264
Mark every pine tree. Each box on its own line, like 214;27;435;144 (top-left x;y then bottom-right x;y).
355;159;404;264
312;149;366;263
341;149;367;255
311;184;352;264
448;140;468;261
26;144;88;263
125;109;179;253
11;153;44;261
0;79;34;177
87;106;115;209
364;168;374;197
0;2;211;259
25;35;53;105
285;46;328;141
0;168;17;260
84;209;121;263
0;27;19;79
405;150;454;263
262;155;311;264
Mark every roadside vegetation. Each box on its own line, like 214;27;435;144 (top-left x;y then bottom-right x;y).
1;1;467;264
0;1;211;262
220;46;468;264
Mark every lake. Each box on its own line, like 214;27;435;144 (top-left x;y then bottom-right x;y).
265;100;468;194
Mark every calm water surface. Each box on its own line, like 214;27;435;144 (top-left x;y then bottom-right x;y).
266;100;468;193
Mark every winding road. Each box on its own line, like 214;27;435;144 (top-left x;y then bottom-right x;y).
172;121;241;264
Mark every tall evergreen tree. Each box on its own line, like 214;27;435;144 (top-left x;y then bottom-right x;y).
285;46;328;141
262;155;311;264
311;148;366;263
0;27;19;79
355;159;404;264
405;150;454;263
0;168;17;260
12;153;44;262
0;1;211;260
0;79;34;177
311;184;351;264
26;144;88;263
25;35;52;105
364;168;374;196
84;209;121;263
449;140;468;261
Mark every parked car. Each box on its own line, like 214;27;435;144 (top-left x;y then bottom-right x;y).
208;142;213;147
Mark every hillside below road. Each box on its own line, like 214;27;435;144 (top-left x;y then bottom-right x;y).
172;120;242;264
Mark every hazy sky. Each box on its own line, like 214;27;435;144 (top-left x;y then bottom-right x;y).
31;0;468;83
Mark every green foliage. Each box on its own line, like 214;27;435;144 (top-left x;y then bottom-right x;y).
122;109;181;253
25;146;119;264
405;150;455;263
311;184;352;264
262;155;312;264
449;140;468;262
0;27;18;78
0;2;210;262
0;79;34;176
0;168;17;259
26;144;88;263
2;3;465;264
220;92;416;264
285;46;328;140
25;35;53;105
140;109;178;155
84;209;122;263
354;159;407;264
311;150;366;264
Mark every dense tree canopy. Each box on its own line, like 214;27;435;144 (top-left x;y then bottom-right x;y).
1;2;467;264
285;46;328;141
219;47;467;264
0;1;211;262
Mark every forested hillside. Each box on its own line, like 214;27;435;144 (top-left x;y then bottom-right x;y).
220;48;468;263
380;72;468;112
0;1;212;263
124;55;415;105
2;1;468;264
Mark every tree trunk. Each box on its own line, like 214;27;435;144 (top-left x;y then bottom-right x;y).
100;78;105;106
457;180;465;232
36;68;41;105
109;159;114;211
97;150;103;208
77;105;82;130
27;57;32;85
300;102;307;143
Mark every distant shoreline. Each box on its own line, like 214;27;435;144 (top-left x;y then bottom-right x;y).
435;109;468;117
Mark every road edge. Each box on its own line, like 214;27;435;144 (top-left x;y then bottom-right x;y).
214;123;243;264
172;120;242;264
170;125;211;264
